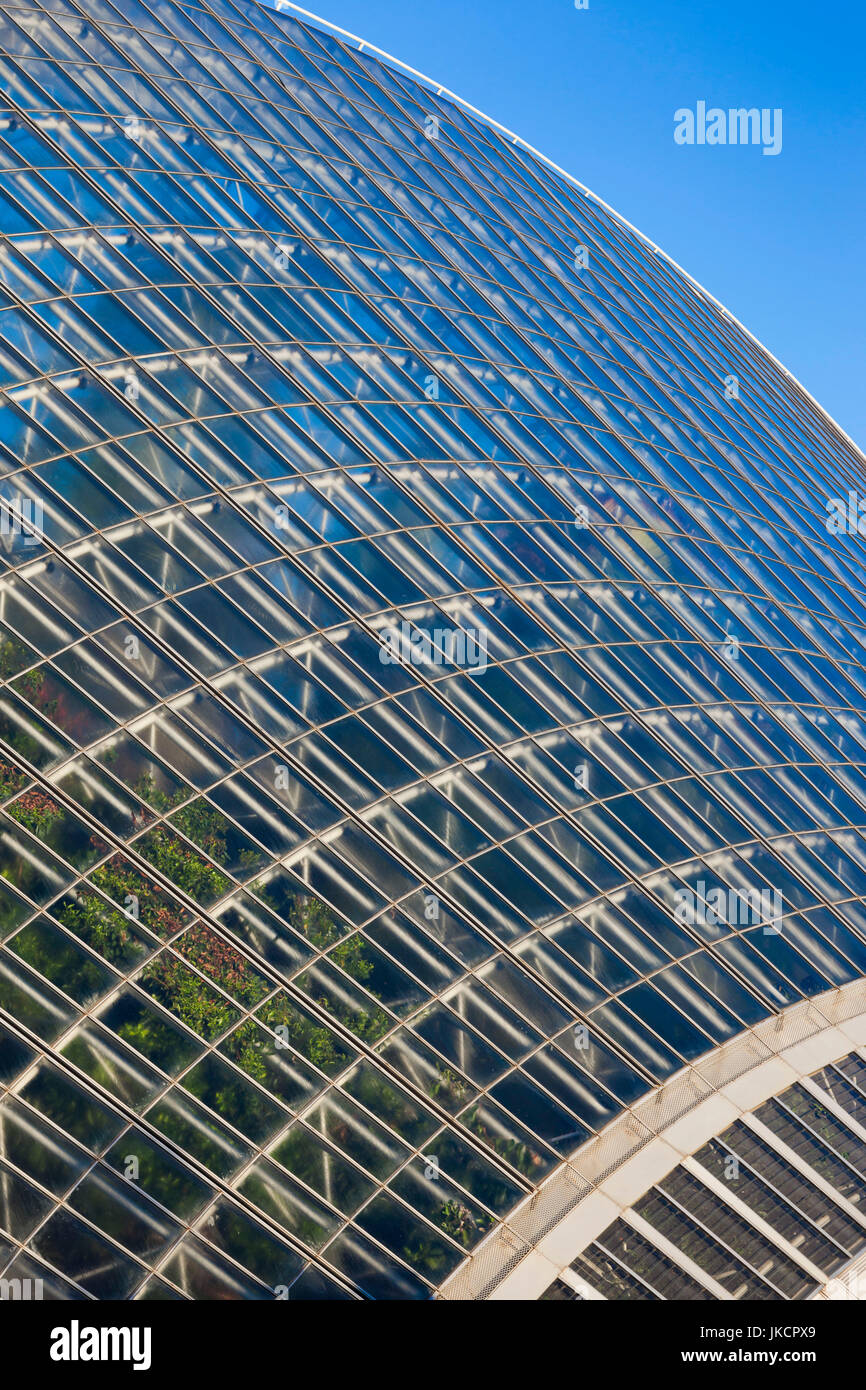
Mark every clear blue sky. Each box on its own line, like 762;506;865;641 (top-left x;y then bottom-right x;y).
283;0;865;452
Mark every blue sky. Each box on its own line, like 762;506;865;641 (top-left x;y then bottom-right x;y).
282;0;865;452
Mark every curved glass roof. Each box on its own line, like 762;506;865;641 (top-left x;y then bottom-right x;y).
0;0;864;1300
542;1048;866;1302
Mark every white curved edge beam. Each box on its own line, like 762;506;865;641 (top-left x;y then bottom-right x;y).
437;979;866;1299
